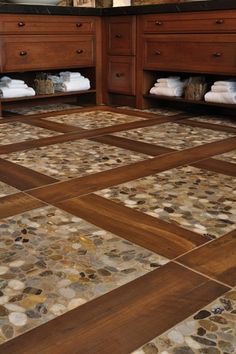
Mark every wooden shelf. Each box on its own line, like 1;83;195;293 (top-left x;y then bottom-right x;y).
144;94;236;109
0;89;96;103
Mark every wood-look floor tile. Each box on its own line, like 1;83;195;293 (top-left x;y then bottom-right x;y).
0;263;228;354
193;158;236;177
28;137;236;204
0;158;57;190
0;192;46;219
55;194;208;258
178;230;236;287
20;117;86;133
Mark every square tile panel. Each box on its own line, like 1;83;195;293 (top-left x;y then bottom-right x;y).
2;140;150;180
190;115;236;128
0;181;19;198
5;103;82;116
0;122;61;146
45;110;145;129
0;205;168;343
132;289;236;354
96;166;236;238
112;123;234;150
214;150;236;164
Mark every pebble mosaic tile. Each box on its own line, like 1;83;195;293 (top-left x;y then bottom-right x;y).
0;122;61;146
0;182;19;199
190;116;236;128
112;123;234;150
1;139;150;180
96;166;236;238
133;289;236;354
214;150;236;165
0;205;168;343
45;110;145;129
4;103;81;116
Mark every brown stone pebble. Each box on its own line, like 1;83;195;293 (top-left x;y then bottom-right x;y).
194;310;211;319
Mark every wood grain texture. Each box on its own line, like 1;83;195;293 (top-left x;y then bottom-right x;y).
20;117;86;133
178;119;236;134
193;158;236;177
178;230;236;287
0;158;57;189
0;262;228;354
0;193;46;219
55;194;207;258
28;136;236;204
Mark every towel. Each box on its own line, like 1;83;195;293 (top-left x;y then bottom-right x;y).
48;75;63;84
0;87;35;98
0;77;26;85
150;86;183;97
60;72;82;82
157;76;181;84
211;85;236;93
55;78;90;92
204;91;236;104
6;83;28;89
154;81;186;89
213;80;236;88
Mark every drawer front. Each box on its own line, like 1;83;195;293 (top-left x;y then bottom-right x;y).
143;35;236;75
2;35;95;72
0;15;95;35
106;16;136;55
141;11;236;34
108;56;135;95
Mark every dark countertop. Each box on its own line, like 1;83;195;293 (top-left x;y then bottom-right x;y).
0;0;235;16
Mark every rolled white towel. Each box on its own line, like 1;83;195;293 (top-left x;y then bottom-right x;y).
213;80;236;88
154;81;186;89
150;86;183;97
211;85;236;93
48;75;62;84
204;91;236;104
55;78;90;92
60;72;82;82
0;87;35;98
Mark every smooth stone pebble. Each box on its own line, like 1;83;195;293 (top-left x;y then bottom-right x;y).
67;298;87;310
9;312;27;326
185;336;202;349
174;347;195;354
9;260;25;268
167;329;184;344
0;266;9;275
0;305;9;317
142;342;158;354
4;304;25;313
194;310;211;320
0;296;9;305
8;280;25;290
59;287;76;299
50;304;66;316
1;324;14;339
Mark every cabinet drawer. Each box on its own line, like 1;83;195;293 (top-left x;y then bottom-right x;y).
108;56;135;95
143;34;236;75
1;35;95;72
106;16;136;55
141;11;236;34
0;15;95;35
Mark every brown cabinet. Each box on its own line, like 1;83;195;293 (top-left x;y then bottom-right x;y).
108;56;135;95
1;35;95;72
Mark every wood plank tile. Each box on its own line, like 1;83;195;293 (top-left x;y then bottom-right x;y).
55;194;208;258
0;263;228;354
20;117;86;133
0;192;46;219
0;158;57;189
178;229;236;287
179;120;236;134
28;136;236;204
192;158;236;177
91;135;175;156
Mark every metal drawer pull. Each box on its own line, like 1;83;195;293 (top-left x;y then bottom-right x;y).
155;20;163;26
76;23;82;27
115;33;122;39
215;19;224;24
18;21;25;27
116;73;124;78
155;50;161;55
76;49;84;54
19;51;27;56
213;52;222;57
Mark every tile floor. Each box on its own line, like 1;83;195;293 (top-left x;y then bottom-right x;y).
0;107;235;353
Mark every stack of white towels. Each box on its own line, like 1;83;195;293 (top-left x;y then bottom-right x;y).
149;76;187;97
0;76;35;98
205;80;236;104
49;71;90;92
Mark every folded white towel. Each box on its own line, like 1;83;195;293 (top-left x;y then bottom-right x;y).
213;80;236;88
0;77;25;85
55;78;90;92
6;83;28;89
154;81;186;89
0;87;35;98
157;76;180;83
150;86;183;97
205;91;236;104
211;84;236;93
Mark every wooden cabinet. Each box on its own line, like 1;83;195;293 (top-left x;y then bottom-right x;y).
104;16;136;103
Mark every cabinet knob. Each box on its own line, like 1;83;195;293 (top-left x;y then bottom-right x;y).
155;50;161;55
213;52;222;57
155;20;163;26
18;21;25;27
76;49;83;54
19;51;27;56
215;19;224;24
76;23;82;27
115;33;122;39
116;73;124;78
